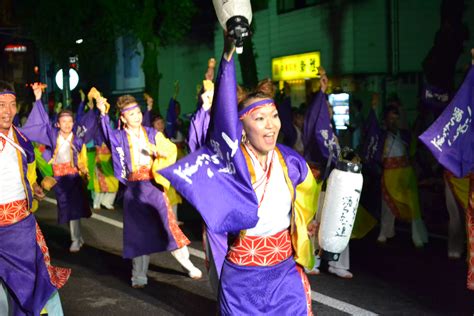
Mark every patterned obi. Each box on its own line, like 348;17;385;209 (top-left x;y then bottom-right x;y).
383;156;410;169
128;166;153;182
227;229;293;267
0;199;29;226
53;162;78;177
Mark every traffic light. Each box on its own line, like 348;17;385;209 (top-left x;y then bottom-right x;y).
69;55;79;70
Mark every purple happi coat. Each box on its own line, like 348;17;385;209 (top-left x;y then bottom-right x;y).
166;98;179;138
188;104;211;153
0;127;70;315
20;100;95;223
303;90;340;178
419;66;474;177
159;56;314;315
99;115;189;258
188;92;227;281
361;109;384;164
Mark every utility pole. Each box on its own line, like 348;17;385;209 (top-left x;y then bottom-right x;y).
62;60;71;109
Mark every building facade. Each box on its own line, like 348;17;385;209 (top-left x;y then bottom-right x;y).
116;0;473;130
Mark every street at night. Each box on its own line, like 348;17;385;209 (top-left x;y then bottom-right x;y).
2;0;474;315
35;196;474;315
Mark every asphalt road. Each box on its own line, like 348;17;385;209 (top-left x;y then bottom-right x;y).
35;197;474;315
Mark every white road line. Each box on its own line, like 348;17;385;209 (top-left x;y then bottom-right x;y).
43;196;57;204
312;292;378;315
42;197;378;315
43;197;124;229
188;246;206;260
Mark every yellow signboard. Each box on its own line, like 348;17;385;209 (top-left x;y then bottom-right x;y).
272;52;321;81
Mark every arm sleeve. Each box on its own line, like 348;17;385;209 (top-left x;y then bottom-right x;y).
20;100;54;147
142;109;152;127
76;108;98;144
293;165;321;269
188;106;211;152
152;132;178;190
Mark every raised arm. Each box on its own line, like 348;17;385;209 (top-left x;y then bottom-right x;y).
20;83;54;147
96;96;129;183
188;59;215;152
159;34;259;234
142;93;154;127
75;107;98;144
96;97;116;146
302;68;339;171
188;103;211;152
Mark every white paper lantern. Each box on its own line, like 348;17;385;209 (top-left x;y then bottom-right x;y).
318;161;363;261
213;0;253;54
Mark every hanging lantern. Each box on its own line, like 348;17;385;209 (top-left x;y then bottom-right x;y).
318;149;363;261
213;0;253;54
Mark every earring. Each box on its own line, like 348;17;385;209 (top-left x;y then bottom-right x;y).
241;133;247;144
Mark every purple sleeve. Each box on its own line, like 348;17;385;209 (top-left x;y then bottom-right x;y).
100;114;129;183
361;109;384;164
419;66;474;177
75;107;98;144
99;114;114;146
142;109;152;127
75;101;86;123
303;91;338;165
19;100;55;148
188;106;211;153
159;56;259;234
165;98;178;138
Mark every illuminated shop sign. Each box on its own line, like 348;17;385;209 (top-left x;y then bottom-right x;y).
4;44;27;53
272;52;321;81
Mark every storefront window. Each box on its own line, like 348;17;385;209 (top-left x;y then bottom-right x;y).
123;35;140;79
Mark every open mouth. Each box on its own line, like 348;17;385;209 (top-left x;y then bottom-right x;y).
263;132;276;145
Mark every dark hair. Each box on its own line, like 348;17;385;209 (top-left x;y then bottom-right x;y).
383;105;400;120
116;95;137;111
58;109;74;121
238;78;276;111
352;98;363;111
0;80;15;93
152;115;164;123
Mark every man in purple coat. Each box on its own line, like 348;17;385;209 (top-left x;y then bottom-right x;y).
21;83;97;253
0;80;71;315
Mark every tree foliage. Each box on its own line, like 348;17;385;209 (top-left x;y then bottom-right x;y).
15;0;196;108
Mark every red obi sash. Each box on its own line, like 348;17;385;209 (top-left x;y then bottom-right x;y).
0;199;29;226
383;156;410;169
52;162;78;177
227;229;293;266
128;166;153;182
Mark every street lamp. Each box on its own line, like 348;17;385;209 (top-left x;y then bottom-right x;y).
55;68;79;91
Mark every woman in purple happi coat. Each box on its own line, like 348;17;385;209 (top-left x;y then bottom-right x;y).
160;35;321;315
95;94;202;288
20;83;97;253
